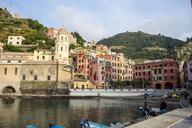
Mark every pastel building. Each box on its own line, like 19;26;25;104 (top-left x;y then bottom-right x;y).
55;27;69;64
7;36;25;46
134;59;179;89
75;51;92;78
34;49;55;61
111;53;134;81
89;55;112;88
47;27;77;46
183;58;192;88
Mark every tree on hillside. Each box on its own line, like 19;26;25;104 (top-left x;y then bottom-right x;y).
71;32;86;47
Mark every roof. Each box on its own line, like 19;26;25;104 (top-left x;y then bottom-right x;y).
58;27;69;35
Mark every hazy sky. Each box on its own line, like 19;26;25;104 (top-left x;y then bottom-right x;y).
1;0;192;41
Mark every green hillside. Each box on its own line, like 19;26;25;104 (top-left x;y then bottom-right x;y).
0;8;54;52
98;31;185;60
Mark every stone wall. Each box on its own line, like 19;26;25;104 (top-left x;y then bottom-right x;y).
0;62;72;95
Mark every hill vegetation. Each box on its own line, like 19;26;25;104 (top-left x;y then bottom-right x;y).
0;8;54;52
98;31;185;60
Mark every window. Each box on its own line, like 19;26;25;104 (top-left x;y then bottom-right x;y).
10;37;13;39
22;75;26;80
148;78;151;81
148;65;150;69
18;60;21;63
158;76;162;81
171;69;173;73
17;37;20;39
164;64;167;67
164;69;167;73
47;76;51;81
148;71;151;75
37;56;39;59
171;76;174;80
15;68;17;75
42;56;45;60
164;76;167;80
143;66;145;69
154;69;157;74
170;63;173;67
34;75;37;80
159;69;161;74
61;46;63;51
51;56;54;60
143;72;145;75
7;60;11;63
160;64;163;67
4;68;7;75
190;68;192;73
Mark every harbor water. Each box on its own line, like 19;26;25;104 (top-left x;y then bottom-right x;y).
0;98;178;128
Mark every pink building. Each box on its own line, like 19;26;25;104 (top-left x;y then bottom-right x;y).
183;58;192;88
47;27;59;39
134;59;179;89
89;55;112;88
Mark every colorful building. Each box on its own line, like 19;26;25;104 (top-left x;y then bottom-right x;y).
111;53;134;82
75;51;92;78
89;55;112;88
183;57;192;88
134;59;179;89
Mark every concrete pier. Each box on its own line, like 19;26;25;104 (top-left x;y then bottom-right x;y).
126;108;192;128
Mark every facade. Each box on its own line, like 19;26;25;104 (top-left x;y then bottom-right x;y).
134;59;179;89
89;55;112;88
75;51;93;78
73;80;95;89
47;27;77;46
111;53;134;82
47;27;59;39
0;60;72;94
55;27;69;64
7;36;25;46
183;58;192;88
34;49;55;61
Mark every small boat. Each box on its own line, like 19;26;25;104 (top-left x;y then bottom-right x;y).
26;125;39;128
26;124;64;128
84;121;110;128
81;120;130;128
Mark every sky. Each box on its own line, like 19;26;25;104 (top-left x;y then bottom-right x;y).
0;0;192;41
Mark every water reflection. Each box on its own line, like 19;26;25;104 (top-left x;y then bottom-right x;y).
0;98;178;128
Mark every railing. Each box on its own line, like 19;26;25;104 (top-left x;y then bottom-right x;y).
70;88;153;92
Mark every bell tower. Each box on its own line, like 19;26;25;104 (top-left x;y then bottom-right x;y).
55;27;69;64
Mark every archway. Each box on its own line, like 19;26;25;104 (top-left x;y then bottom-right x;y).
155;83;161;89
165;82;174;89
2;86;16;93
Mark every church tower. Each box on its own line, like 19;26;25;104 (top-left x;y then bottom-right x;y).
55;27;69;64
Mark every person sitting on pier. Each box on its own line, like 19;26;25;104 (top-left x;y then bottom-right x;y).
80;119;90;128
160;98;167;114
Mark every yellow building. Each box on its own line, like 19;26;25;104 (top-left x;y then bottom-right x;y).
73;80;95;89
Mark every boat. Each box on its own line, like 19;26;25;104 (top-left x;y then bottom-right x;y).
26;124;64;128
84;121;110;128
82;120;130;128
